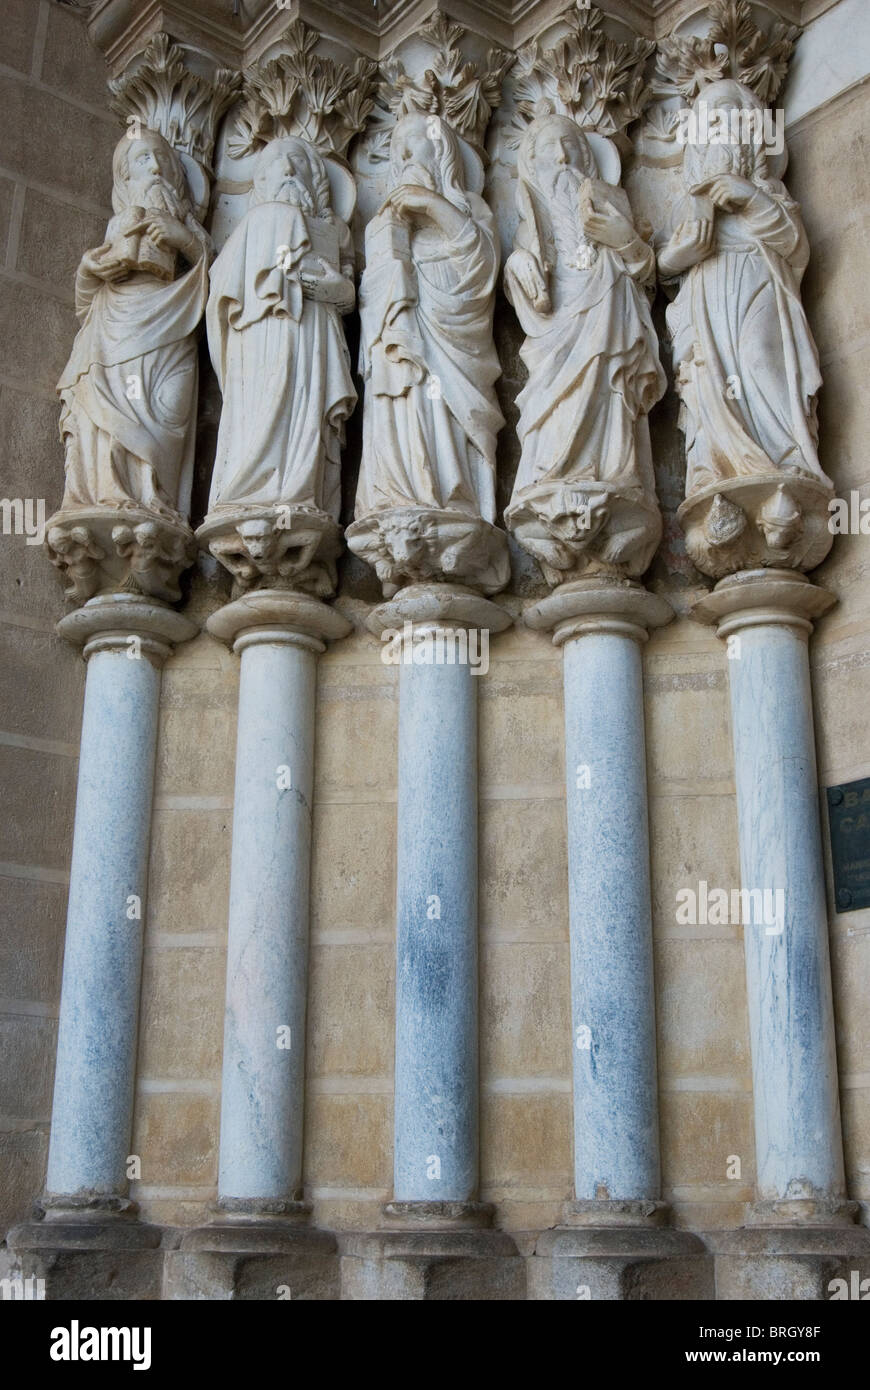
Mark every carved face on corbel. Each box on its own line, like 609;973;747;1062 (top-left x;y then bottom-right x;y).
253;137;324;214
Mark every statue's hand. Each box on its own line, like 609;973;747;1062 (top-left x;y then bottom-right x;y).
580;195;636;251
299;257;355;311
507;250;550;312
659;218;714;274
390;186;434;224
391;187;466;239
81;244;127;283
141;210;186;251
699;175;755;211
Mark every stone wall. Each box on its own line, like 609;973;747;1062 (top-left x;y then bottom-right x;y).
1;0;868;1253
0;0;115;1231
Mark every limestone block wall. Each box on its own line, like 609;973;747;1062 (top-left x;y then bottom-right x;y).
0;0;868;1244
0;0;116;1231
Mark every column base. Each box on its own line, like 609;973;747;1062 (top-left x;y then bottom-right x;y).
340;1228;525;1300
529;1224;713;1301
6;1205;164;1300
710;1223;870;1301
529;1200;712;1300
162;1206;339;1301
382;1199;496;1230
165;1216;339;1301
341;1200;524;1299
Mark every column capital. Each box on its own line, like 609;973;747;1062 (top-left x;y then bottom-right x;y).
56;593;197;663
525;577;673;646
691;567;837;640
205;588;352;652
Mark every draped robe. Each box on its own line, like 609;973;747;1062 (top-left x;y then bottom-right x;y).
666;183;832;495
57;220;208;521
355;193;504;522
206;200;356;517
505;179;665;503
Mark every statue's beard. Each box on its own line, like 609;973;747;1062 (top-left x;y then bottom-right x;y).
551;165;583;203
398;162;437;192
137;178;187;220
276;178;315;213
686;137;753;191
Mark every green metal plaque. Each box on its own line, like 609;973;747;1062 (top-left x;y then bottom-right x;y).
827;777;870;912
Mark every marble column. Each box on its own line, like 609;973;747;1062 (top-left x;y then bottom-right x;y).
691;570;870;1297
339;586;524;1300
164;594;348;1301
44;598;196;1211
694;570;848;1218
368;588;510;1212
6;597;195;1300
528;581;672;1212
207;595;350;1216
524;582;710;1297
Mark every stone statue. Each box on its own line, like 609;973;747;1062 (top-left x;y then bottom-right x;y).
200;137;357;598
49;128;210;601
659;79;833;577
58;128;209;523
347;112;508;597
504;114;666;584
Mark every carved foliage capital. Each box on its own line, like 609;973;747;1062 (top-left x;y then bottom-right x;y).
228;20;378;160
654;0;799;107
378;11;513;153
109;33;241;176
509;3;654;142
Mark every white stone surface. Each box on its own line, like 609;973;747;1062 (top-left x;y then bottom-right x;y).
57;128;208;522
659;79;834;577
347;113;508;596
202;137;357;598
504;114;666;583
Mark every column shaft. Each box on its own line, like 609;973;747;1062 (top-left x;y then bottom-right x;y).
726;620;845;1203
562;629;660;1201
46;643;163;1200
394;649;478;1202
217;632;318;1203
